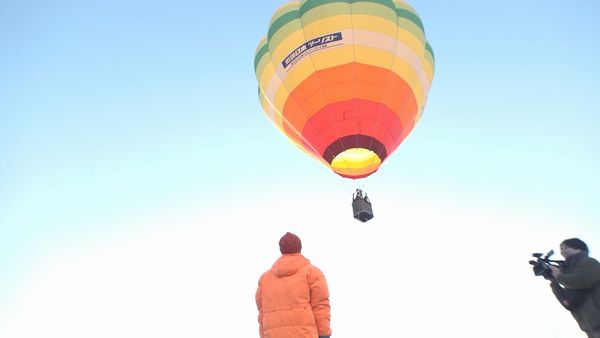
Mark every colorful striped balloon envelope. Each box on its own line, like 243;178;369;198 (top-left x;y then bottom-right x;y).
254;0;435;179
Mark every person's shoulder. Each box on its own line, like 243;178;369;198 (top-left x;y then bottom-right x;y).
305;262;326;277
258;269;273;282
583;256;600;264
579;256;600;270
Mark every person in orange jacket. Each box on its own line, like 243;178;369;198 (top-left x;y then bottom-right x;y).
255;232;332;338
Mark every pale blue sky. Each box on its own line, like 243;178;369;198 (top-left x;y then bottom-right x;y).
1;1;599;336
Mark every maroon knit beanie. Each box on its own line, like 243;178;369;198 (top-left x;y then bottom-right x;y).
279;232;302;254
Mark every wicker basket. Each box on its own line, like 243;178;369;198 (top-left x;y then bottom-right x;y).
352;189;374;222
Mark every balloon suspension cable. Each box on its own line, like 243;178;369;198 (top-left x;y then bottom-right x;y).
337;175;371;200
337;176;354;199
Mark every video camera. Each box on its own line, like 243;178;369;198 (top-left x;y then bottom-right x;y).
529;250;564;280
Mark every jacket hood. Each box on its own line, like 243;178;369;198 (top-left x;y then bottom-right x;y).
271;254;310;277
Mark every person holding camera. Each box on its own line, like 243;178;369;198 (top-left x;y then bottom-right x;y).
255;232;331;338
548;238;600;338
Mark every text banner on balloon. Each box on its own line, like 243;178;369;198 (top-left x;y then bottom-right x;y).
282;32;343;70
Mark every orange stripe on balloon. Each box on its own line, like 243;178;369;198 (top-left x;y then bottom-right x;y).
282;63;417;134
299;99;403;160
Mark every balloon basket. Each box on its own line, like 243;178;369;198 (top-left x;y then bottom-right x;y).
352;189;374;222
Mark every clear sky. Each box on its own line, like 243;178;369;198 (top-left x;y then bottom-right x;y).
1;0;599;337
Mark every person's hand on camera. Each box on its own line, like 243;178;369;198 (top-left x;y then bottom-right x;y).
549;265;561;278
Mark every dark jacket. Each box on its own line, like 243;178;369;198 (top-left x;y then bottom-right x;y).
552;252;600;333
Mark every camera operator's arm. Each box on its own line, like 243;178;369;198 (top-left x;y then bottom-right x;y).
550;281;571;308
550;280;588;310
555;259;600;289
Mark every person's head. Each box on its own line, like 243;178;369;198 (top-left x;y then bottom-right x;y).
560;238;588;258
279;232;302;254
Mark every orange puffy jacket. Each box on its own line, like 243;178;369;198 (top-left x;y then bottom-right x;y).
256;254;331;338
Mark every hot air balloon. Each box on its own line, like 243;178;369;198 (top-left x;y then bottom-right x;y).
254;0;435;221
